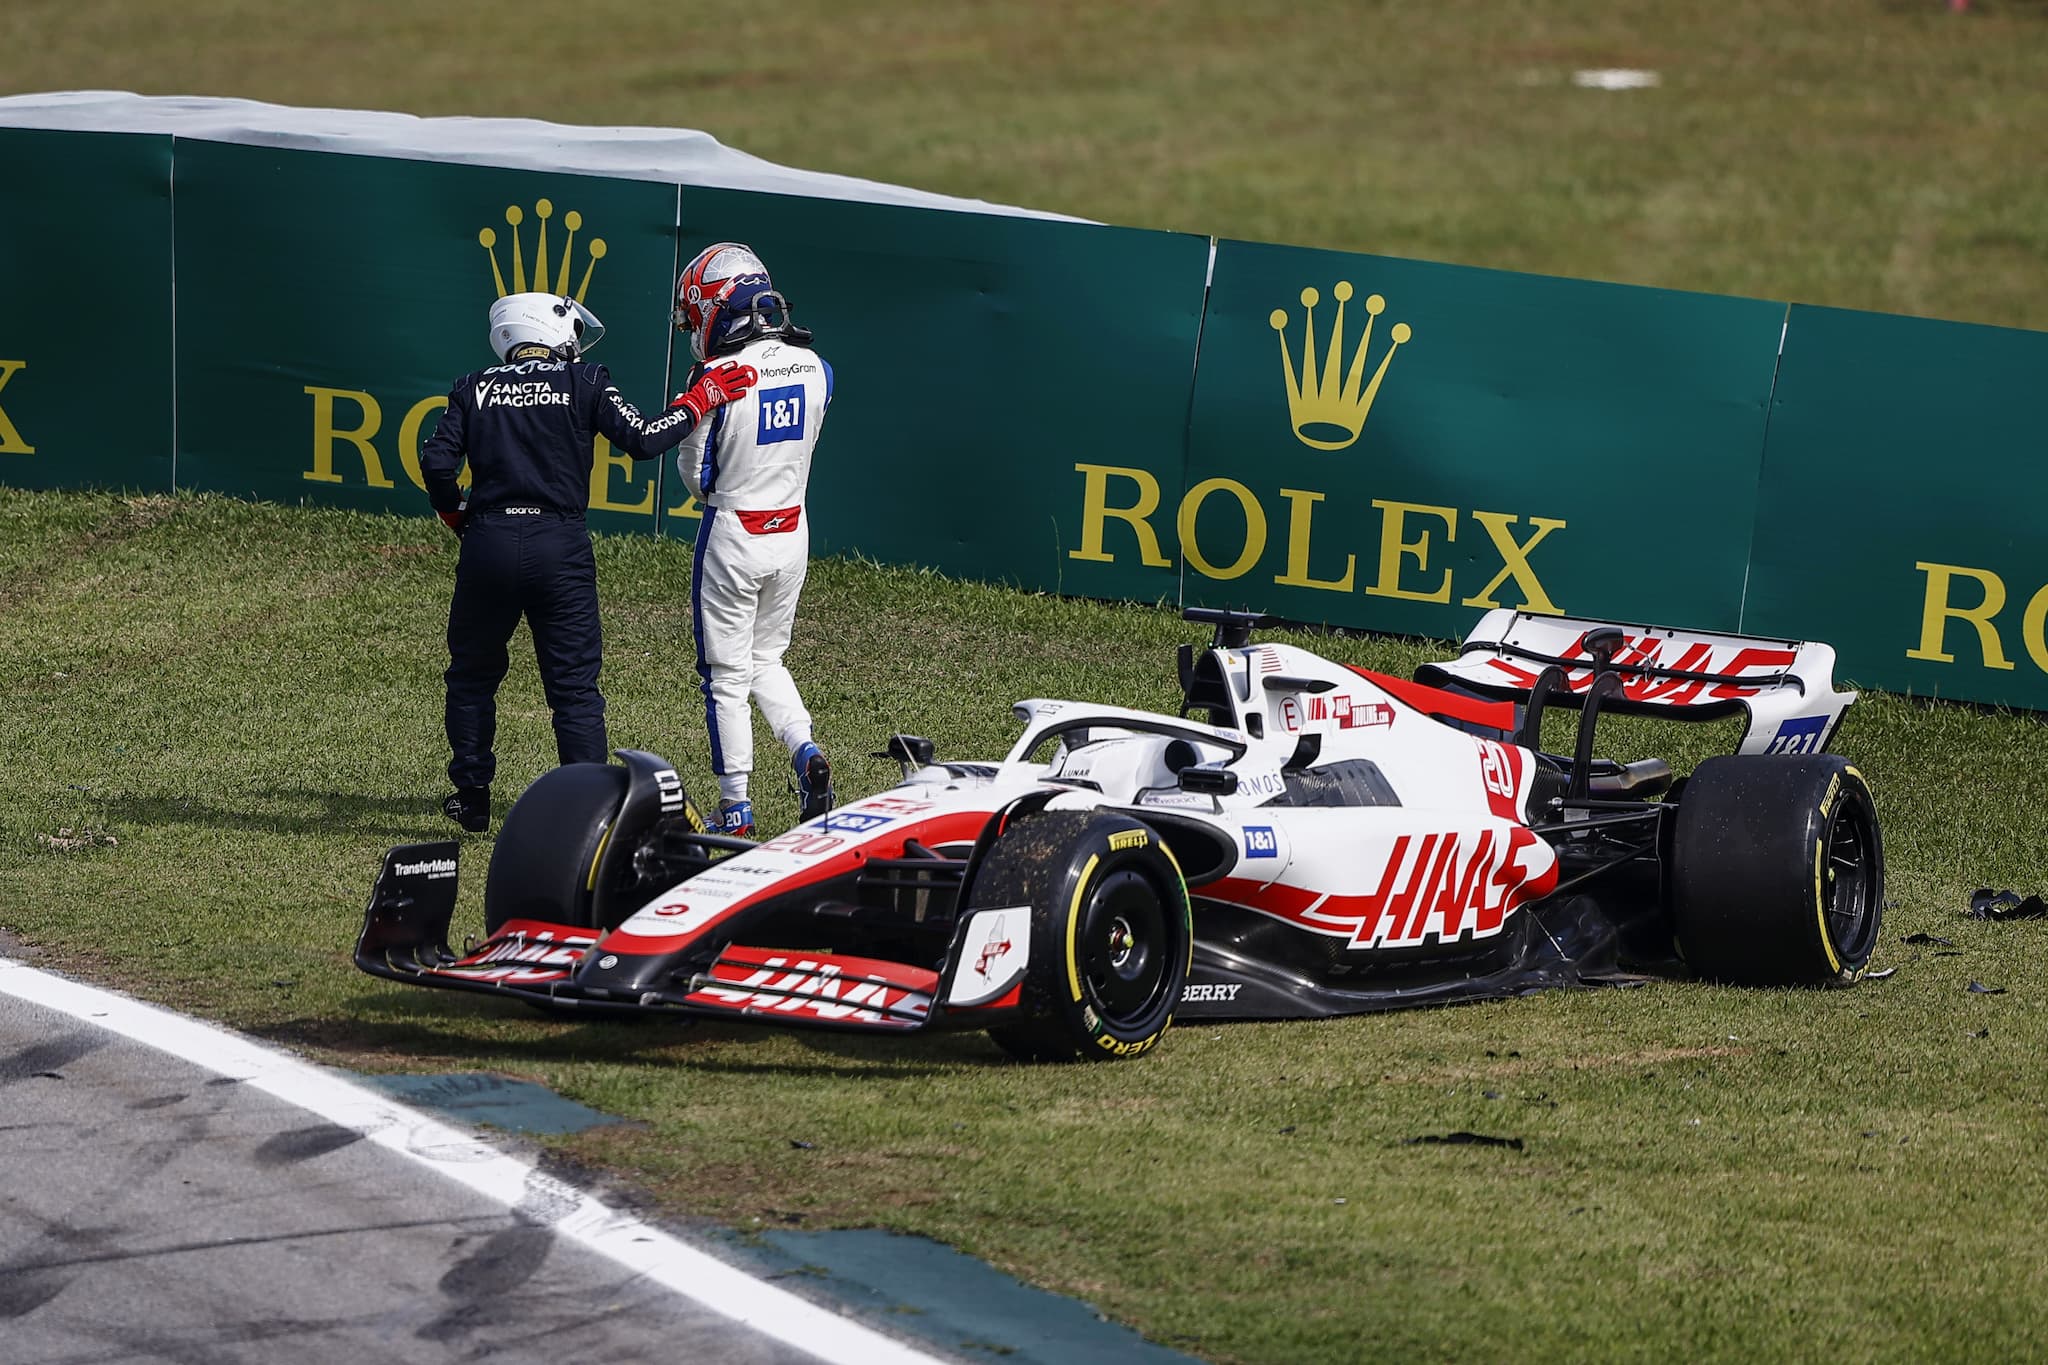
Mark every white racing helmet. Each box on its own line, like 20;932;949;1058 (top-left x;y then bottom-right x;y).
487;292;605;362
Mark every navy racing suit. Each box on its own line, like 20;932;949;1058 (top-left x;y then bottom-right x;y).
422;350;703;792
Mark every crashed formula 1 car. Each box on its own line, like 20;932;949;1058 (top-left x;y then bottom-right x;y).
357;608;1884;1062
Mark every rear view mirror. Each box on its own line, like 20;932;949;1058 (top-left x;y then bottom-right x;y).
1180;766;1239;796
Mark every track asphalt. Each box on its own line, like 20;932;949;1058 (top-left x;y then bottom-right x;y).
0;958;948;1365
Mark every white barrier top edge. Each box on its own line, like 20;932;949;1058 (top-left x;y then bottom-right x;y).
0;90;1091;224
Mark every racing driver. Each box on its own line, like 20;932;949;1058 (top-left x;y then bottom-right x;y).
422;291;757;833
671;242;835;836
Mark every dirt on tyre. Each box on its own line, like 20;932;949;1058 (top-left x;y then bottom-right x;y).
967;809;1193;1062
483;762;628;935
1670;754;1883;985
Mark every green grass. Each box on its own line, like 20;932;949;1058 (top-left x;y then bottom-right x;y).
4;488;2047;1363
7;1;2048;330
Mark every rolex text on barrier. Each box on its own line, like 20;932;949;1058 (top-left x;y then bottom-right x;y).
1110;240;1785;640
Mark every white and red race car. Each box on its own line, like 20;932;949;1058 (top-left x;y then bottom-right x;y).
357;609;1884;1062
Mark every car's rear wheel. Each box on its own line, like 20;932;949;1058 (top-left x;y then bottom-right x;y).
967;810;1192;1062
1669;755;1883;985
483;763;628;935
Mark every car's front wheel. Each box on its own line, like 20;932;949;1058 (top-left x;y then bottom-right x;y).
967;810;1193;1062
482;762;628;935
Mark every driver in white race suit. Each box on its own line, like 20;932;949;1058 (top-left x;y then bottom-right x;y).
672;242;834;836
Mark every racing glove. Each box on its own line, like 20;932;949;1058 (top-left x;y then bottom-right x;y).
438;505;467;537
672;362;760;425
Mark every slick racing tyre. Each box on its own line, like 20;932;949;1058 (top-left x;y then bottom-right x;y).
969;810;1193;1063
483;762;628;935
1669;755;1883;985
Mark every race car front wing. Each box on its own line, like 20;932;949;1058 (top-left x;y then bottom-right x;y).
356;842;957;1030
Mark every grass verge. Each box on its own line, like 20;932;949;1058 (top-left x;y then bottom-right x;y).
3;487;2046;1362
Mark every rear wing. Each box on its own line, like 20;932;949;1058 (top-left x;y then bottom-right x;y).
1416;609;1857;757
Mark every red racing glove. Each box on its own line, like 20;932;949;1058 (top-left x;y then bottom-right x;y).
438;508;467;537
672;362;760;424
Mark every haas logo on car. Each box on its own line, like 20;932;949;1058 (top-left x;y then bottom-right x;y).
457;929;595;983
975;935;1013;977
1223;827;1557;950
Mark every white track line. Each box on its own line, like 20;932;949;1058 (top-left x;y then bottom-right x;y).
0;958;948;1365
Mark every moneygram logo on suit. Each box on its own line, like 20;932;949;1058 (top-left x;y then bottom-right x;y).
299;197;697;522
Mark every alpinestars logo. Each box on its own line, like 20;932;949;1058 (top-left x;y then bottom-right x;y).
1271;282;1413;451
480;198;607;301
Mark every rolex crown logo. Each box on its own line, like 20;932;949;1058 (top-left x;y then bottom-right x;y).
1270;282;1412;451
479;198;607;301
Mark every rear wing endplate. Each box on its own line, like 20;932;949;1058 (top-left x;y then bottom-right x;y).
1416;610;1857;756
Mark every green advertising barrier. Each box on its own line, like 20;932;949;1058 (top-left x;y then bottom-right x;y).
665;185;1210;606
15;118;2048;715
170;142;682;536
1743;304;2048;708
0;128;174;493
1166;239;1788;638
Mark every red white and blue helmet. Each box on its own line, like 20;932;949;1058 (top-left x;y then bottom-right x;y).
674;242;773;362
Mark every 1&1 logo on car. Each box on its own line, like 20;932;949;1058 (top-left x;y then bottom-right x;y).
1244;826;1279;858
1766;715;1828;755
823;810;894;833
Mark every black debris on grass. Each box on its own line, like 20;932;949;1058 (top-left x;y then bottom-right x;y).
1968;889;2048;921
1403;1132;1524;1151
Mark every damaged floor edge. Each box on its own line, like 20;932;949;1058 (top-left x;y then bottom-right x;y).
0;958;942;1365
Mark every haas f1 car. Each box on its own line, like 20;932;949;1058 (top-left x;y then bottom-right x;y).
357;609;1884;1062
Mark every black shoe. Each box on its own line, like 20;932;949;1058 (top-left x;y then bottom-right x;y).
442;786;490;833
793;742;834;823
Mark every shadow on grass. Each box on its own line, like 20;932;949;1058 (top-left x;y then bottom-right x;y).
255;991;1006;1077
102;789;450;843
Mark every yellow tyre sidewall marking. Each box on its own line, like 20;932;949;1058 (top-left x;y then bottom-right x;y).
1156;840;1193;989
586;821;614;894
1066;853;1100;1003
1813;835;1840;973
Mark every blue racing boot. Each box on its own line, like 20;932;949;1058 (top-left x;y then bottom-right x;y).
794;742;835;822
717;799;755;838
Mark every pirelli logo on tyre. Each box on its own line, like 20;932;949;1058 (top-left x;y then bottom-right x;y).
1094;1031;1162;1058
1107;829;1149;851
